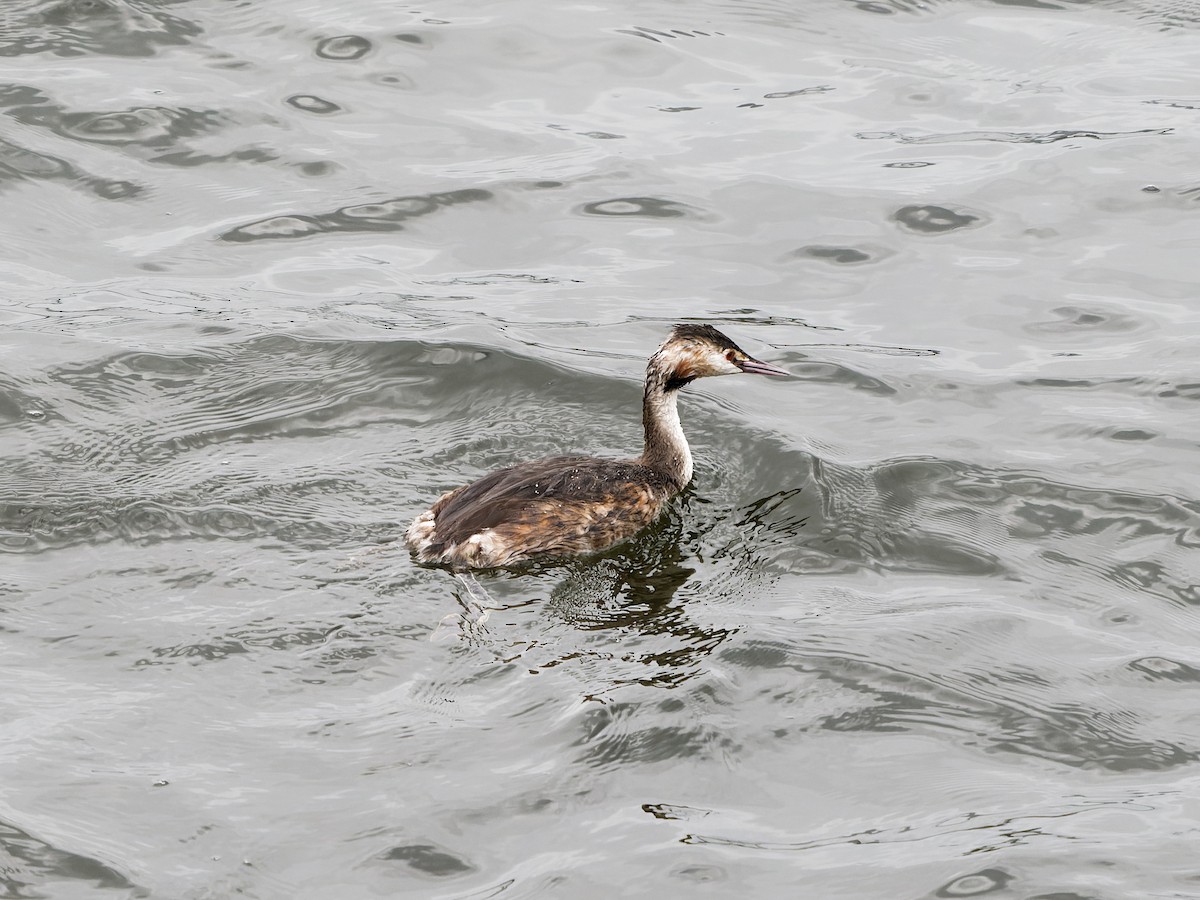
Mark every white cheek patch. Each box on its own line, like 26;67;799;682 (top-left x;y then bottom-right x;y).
707;349;742;376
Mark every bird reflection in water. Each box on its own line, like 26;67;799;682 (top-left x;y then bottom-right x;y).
434;505;739;692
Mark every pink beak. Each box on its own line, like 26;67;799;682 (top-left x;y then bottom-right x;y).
737;356;790;377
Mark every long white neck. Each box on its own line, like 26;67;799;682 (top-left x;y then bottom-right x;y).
640;374;693;489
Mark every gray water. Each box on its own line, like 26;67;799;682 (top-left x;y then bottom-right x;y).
3;0;1200;897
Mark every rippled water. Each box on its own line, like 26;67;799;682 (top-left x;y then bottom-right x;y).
3;0;1200;897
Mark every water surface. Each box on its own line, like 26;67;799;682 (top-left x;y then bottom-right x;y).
3;0;1200;897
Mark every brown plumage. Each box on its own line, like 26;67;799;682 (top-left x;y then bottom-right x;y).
406;324;789;569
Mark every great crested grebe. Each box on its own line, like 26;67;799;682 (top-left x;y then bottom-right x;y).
405;324;789;569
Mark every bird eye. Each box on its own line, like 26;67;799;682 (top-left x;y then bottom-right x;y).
725;350;736;362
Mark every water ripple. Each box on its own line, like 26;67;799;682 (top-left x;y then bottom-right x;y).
0;134;141;198
2;0;1198;894
723;638;1197;772
221;188;493;242
859;127;1171;145
0;817;144;896
0;0;202;58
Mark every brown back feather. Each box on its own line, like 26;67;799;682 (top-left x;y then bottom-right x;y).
428;456;675;553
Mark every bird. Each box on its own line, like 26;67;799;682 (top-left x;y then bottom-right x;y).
405;323;789;569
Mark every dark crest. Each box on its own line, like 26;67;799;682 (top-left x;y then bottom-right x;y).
669;323;742;353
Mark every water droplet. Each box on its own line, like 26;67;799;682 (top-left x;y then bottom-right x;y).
794;245;872;264
892;204;983;234
315;34;372;60
373;73;415;89
92;179;142;200
935;868;1012;897
580;197;690;218
286;94;342;115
